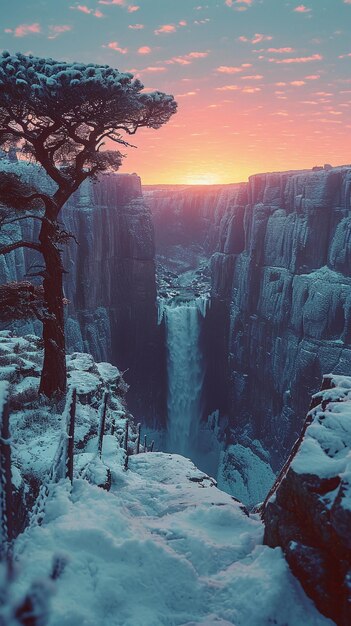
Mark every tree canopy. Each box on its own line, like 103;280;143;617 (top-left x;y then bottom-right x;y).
0;52;177;195
0;52;177;396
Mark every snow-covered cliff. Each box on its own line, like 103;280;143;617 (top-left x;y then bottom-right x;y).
212;166;351;468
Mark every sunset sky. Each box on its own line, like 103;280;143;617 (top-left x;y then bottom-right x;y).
2;0;351;184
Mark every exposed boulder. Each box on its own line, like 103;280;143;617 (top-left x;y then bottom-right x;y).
263;374;351;625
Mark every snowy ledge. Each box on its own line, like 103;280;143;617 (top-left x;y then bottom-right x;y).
13;453;330;626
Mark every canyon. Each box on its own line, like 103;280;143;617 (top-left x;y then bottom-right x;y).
1;162;351;506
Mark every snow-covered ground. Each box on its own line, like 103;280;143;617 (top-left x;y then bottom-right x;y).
12;451;332;626
0;331;334;625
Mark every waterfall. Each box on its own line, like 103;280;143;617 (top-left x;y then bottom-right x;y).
162;297;208;458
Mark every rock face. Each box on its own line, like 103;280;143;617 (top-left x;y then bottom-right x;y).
262;374;351;625
210;167;351;467
0;167;166;425
62;174;166;424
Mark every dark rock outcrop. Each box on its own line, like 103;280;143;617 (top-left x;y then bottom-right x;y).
263;374;351;625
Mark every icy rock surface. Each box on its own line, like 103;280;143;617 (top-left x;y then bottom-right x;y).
14;453;331;626
209;166;351;467
0;164;165;425
263;374;351;625
0;330;130;530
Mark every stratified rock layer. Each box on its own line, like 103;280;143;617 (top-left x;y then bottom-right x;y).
0;167;166;425
263;374;351;625
211;166;351;466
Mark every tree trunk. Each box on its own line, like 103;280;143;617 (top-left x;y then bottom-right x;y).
38;219;66;397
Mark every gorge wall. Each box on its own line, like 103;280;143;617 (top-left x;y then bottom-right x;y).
215;167;351;469
0;165;166;425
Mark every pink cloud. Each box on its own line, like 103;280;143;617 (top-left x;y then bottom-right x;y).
271;53;323;64
239;33;273;44
216;85;240;91
154;24;177;35
141;66;166;72
179;20;187;26
138;46;151;54
128;5;139;12
129;23;144;29
305;74;320;80
242;87;261;93
166;51;209;65
72;5;104;17
107;41;128;53
216;63;251;74
75;4;91;14
176;91;198;97
13;23;41;37
294;5;311;12
99;0;124;4
267;47;295;53
290;80;306;86
240;74;263;80
226;0;253;7
339;52;351;58
48;24;72;39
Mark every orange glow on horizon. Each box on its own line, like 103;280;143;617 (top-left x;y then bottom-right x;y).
117;92;351;185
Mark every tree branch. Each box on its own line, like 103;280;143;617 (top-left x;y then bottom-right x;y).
0;240;42;256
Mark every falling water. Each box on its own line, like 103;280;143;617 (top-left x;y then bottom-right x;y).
161;297;208;458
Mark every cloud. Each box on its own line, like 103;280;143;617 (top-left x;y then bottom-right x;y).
48;24;72;39
8;23;41;37
99;0;124;4
242;87;261;93
71;5;104;17
226;0;253;8
154;24;177;34
270;53;323;64
166;51;209;65
216;63;251;74
290;80;306;86
305;74;320;80
128;5;139;12
216;85;240;91
106;41;128;53
129;23;144;29
138;46;151;54
239;33;273;44
339;52;351;58
154;21;186;35
240;74;263;80
141;66;166;72
266;47;295;53
176;91;198;97
293;5;311;12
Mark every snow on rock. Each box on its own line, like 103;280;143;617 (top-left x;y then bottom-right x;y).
0;332;130;532
263;374;351;625
217;443;276;509
13;453;331;626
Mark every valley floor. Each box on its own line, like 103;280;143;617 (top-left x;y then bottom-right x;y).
14;448;332;626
